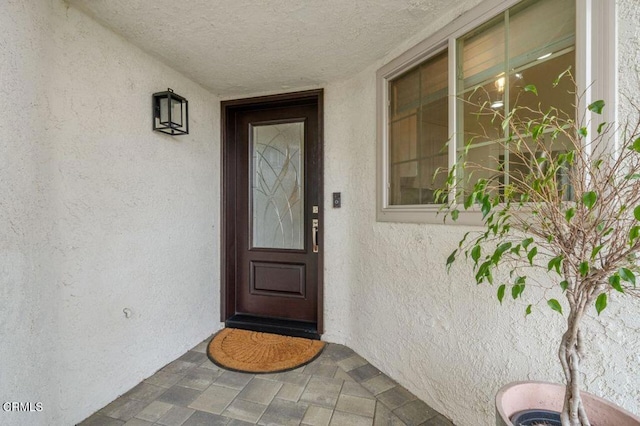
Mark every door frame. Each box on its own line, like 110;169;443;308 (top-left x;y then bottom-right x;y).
220;89;324;333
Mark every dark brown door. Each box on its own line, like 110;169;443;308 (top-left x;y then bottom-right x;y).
222;90;323;333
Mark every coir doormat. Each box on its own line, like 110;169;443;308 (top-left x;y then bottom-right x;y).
207;328;325;373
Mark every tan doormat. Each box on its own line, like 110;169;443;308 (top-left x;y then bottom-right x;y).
207;328;325;373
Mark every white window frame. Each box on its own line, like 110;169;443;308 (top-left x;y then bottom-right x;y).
376;0;617;225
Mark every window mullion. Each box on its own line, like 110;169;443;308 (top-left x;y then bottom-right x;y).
417;64;423;203
448;36;458;206
503;10;511;192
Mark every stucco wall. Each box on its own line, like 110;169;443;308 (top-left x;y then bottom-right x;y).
323;1;640;425
0;1;60;425
0;1;221;425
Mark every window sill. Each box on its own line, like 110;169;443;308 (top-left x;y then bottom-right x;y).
377;206;487;226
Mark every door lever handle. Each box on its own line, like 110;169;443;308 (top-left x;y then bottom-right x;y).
312;219;319;253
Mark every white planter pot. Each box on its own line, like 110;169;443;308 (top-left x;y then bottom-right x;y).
495;381;640;426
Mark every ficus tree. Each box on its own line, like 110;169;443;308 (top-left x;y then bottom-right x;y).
439;74;640;426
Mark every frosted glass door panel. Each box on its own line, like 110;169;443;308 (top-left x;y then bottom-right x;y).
251;122;305;250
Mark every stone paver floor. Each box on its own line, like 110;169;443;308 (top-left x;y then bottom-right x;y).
79;336;454;426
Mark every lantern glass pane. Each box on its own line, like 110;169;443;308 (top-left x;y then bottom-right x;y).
171;98;183;127
160;97;169;124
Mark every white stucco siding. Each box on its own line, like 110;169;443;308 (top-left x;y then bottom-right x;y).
619;0;640;113
323;1;640;425
0;0;61;423
0;1;222;425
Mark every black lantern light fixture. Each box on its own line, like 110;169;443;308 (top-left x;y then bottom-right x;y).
153;88;189;135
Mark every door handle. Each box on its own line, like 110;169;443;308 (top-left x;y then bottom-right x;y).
312;219;319;253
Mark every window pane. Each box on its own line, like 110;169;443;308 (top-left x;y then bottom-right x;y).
505;133;574;201
388;49;448;206
460;122;574;202
456;0;575;202
391;115;417;163
509;51;575;121
391;67;420;117
458;79;505;148
390;161;419;205
508;0;575;69
461;142;504;198
421;50;448;99
458;15;505;90
420;96;449;202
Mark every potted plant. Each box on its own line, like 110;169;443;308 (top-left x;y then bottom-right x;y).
440;73;640;426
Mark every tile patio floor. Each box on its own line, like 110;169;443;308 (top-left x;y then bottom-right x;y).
79;336;454;426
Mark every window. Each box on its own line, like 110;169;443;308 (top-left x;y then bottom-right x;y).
376;0;616;224
388;49;448;205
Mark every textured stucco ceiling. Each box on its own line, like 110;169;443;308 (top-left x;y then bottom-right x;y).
67;0;458;95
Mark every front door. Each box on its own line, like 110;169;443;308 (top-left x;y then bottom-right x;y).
222;90;323;336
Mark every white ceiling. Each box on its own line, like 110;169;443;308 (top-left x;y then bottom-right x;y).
68;0;467;96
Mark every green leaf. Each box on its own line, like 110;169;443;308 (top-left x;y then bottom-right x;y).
434;189;443;204
475;261;493;285
634;206;640;221
536;155;548;166
532;178;541;192
481;197;491;218
609;275;624;293
588;100;605;114
595;293;607;315
522;238;534;249
590;245;603;260
579;261;589;276
597;122;607;134
471;245;481;264
524;84;538;95
451;209;459;221
464;192;476;209
547;299;563;315
510;244;521;255
565;207;576;222
579;127;588;137
459;232;470;248
497;284;506;304
582;191;597;210
547;256;563;274
559;280;569;292
491;242;512;264
527;247;538;265
632;137;640;153
446;250;457;272
619;267;636;286
525;304;532;316
553;68;571;86
630;226;640;245
533;125;545;140
512;284;525;299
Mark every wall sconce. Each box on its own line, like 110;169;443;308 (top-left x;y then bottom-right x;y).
153;88;189;135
